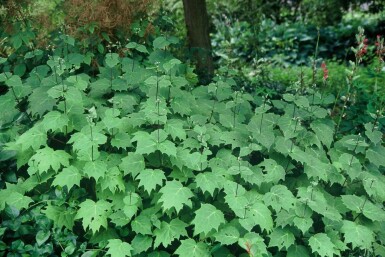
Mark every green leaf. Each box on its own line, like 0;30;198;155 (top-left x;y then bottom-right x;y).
341;220;374;250
3;191;33;210
287;245;310;257
258;158;285;184
28;147;71;174
153;219;188;248
105;53;120;67
111;133;132;149
158;180;193;213
83;160;108;182
119;153;145;177
126;42;148;54
131;214;152;235
340;194;385;221
174;239;210;257
310;119;334;148
214;224;240;245
42;204;75;229
131;235;153;255
192;203;225;236
238;232;268;257
364;123;382;145
366;145;385;168
41;111;69;132
131;131;157;155
195;172;221;196
99;166;125;193
263;185;296;212
36;230;50;246
75;199;112;233
158;140;177;157
106;239;133;257
136;169;166;194
308;233;338;257
16;124;47;151
240;202;274;233
268;227;295;250
52;166;82;190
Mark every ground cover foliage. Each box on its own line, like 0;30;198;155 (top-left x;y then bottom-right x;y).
1;4;385;257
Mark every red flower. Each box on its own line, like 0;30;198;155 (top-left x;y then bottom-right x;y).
321;62;328;80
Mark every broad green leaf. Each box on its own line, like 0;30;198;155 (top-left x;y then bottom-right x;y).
28;147;71;175
153;219;188;248
83;160;108;182
158;180;193;213
158;140;177;157
105;53;120;67
106;239;133;257
52;166;82;190
364;122;382;145
263;185;296;212
164;119;186;140
310;119;334;148
287;245;310;257
362;172;385;202
75;199;112;233
111;133;132;149
333;153;362;180
99;166;125;193
192;203;225;235
366;145;385;168
309;233;339;257
238;232;268;257
42;204;76;229
174;239;210;257
126;42;148;53
148;251;170;257
258;158;285;184
341;220;374;250
42;111;69;132
340;194;385;221
214;224;240;245
136;169;166;194
131;235;152;255
36;230;50;246
1;191;33;210
268;227;295;250
195;172;220;196
119;153;145;177
16;124;47;151
240;202;274;233
131;131;157;155
131;214;152;235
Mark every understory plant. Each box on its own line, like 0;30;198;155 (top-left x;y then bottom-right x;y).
0;24;385;257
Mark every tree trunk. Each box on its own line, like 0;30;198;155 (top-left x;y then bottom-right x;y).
182;0;214;84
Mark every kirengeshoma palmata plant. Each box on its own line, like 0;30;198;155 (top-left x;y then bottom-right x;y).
1;22;385;257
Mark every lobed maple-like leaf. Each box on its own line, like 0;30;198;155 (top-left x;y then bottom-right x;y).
28;147;71;175
75;199;112;233
341;220;374;250
42;204;76;229
136;169;166;194
158;180;193;213
52;166;82;190
309;233;339;257
106;239;133;257
174;239;210;257
192;203;225;236
153;219;188;248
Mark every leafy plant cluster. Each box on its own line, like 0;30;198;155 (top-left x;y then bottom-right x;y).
212;13;385;67
1;17;385;257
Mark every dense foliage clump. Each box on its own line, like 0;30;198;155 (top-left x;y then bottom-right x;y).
0;1;385;257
